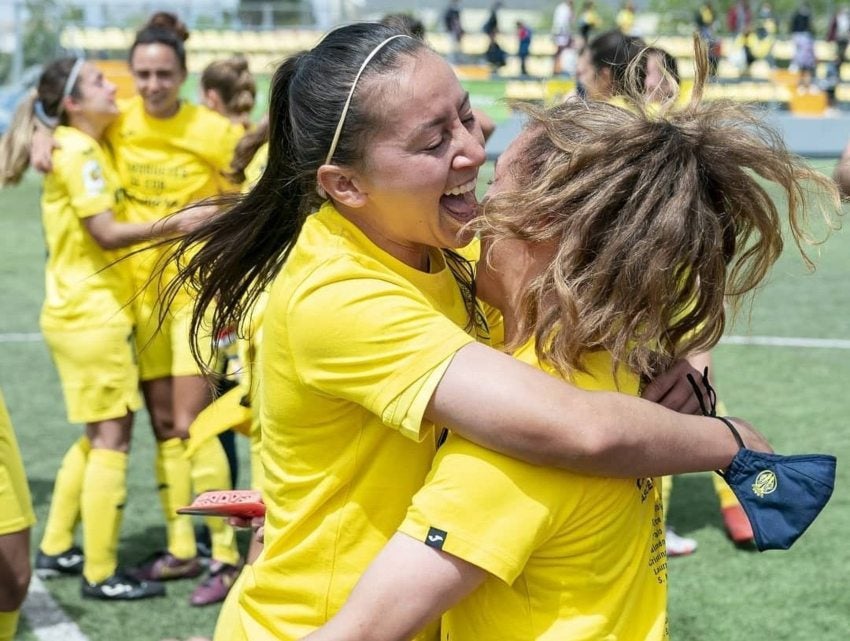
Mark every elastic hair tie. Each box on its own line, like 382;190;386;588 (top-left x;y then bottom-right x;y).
317;33;412;199
33;100;59;128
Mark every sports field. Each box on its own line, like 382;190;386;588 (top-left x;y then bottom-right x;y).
2;153;848;639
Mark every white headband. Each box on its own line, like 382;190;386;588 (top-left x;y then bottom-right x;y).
34;58;86;128
323;34;412;166
58;58;86;118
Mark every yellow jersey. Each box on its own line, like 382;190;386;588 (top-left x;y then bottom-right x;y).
237;202;481;640
399;342;668;641
107;96;242;224
39;126;134;329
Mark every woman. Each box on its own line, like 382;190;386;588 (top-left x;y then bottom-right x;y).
200;56;257;128
165;23;771;640
575;28;644;100
0;57;205;600
304;47;837;641
30;14;246;606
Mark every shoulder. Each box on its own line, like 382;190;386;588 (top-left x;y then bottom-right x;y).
53;127;107;168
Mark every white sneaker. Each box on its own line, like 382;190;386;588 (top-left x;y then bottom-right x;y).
666;528;698;557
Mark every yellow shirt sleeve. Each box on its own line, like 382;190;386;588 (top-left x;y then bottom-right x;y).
399;434;578;584
54;137;115;219
284;257;476;439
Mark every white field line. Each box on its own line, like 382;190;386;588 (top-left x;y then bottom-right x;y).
2;331;850;349
0;332;41;343
21;576;90;641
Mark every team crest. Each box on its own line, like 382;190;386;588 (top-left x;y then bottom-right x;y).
82;159;106;195
752;470;778;498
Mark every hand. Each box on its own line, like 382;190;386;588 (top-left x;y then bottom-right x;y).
163;204;218;236
227;515;265;544
725;416;773;454
30;126;59;173
642;358;704;415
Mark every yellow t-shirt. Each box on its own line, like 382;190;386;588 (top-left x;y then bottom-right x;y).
39;126;134;329
107;96;242;223
107;97;243;302
237;202;481;641
243;141;268;188
399;343;668;641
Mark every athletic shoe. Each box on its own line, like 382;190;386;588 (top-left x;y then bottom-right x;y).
189;561;242;607
81;572;166;601
132;551;203;582
665;528;698;557
721;504;755;544
35;546;84;579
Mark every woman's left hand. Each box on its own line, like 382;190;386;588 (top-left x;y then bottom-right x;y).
642;358;705;415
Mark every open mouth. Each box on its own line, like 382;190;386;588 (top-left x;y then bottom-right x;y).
440;178;478;224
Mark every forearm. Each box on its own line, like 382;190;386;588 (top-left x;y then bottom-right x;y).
426;343;754;477
302;533;484;641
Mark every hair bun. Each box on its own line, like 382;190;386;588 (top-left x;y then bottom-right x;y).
144;11;190;41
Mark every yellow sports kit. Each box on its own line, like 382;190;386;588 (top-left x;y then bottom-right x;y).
399;343;668;641
228;202;484;641
39;126;141;423
106;97;242;380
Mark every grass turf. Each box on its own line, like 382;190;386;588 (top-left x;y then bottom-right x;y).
2;157;849;639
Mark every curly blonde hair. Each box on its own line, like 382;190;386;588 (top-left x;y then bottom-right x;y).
480;38;839;382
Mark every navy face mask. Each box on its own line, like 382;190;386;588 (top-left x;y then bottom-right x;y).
687;370;836;552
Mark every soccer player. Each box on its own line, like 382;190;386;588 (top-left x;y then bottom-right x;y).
0;57;205;600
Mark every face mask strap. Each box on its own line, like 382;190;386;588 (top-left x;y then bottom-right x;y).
685;366;717;417
685;367;745;464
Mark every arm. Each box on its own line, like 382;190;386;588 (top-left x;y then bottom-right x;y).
425;342;767;477
30;122;58;174
83;204;216;250
302;533;486;641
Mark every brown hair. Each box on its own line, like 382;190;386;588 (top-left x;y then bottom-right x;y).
481;38;839;382
143;11;189;41
201;56;256;122
228;115;269;184
0;58;85;186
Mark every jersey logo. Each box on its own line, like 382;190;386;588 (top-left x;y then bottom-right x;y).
82;159;106;196
752;469;778;497
425;527;448;550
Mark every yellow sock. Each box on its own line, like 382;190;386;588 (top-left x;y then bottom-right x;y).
155;438;196;559
0;609;20;641
190;438;240;566
712;472;742;509
40;436;91;555
81;449;128;584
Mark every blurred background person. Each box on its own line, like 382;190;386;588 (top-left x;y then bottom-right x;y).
552;0;574;75
200;56;256;129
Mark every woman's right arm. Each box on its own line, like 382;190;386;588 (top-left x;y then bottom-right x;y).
83;205;216;250
425;342;766;478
